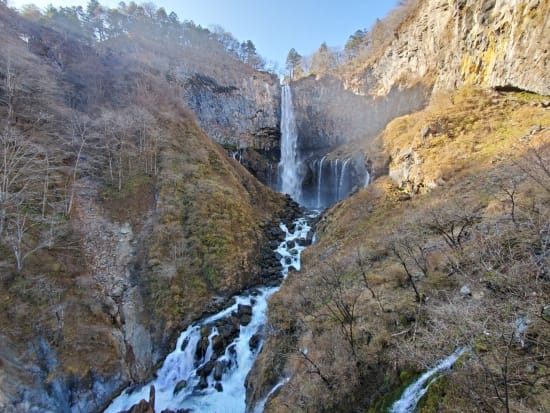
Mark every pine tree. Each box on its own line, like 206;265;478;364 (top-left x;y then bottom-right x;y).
286;48;303;80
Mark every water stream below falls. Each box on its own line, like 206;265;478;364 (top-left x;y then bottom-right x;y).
105;214;315;413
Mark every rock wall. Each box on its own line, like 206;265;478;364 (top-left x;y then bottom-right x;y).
183;72;280;148
291;76;428;156
344;0;550;97
181;70;281;185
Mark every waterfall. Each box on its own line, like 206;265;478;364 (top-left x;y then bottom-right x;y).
338;158;350;200
390;347;467;413
316;156;326;208
278;85;301;202
252;377;289;413
311;157;354;208
104;216;314;413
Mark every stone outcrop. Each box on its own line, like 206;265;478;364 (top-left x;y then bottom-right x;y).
181;70;281;185
183;72;280;149
343;0;550;97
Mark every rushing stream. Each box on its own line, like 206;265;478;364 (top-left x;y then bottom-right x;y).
105;216;314;413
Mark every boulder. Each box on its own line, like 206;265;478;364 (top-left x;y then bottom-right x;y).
238;304;253;316
460;285;472;297
197;360;215;378
213;360;227;381
249;333;261;351
239;314;252;326
211;335;224;355
173;380;187;395
197;375;208;390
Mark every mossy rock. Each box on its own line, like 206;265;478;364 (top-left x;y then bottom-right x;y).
417;375;448;413
367;369;420;413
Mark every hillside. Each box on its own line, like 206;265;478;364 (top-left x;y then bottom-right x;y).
0;3;290;411
249;85;550;413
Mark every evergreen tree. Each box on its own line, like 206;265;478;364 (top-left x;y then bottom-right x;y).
286;48;303;80
345;29;367;57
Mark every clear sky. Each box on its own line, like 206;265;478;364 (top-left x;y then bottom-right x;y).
7;0;399;70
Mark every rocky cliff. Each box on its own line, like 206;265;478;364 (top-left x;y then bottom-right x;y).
284;0;548;208
342;0;549;97
183;72;280;149
183;71;281;187
292;77;428;155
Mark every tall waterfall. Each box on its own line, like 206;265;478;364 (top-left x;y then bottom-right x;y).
278;84;301;202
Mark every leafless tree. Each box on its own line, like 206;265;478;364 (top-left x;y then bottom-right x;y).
424;206;481;251
388;234;426;303
314;263;363;357
65;113;91;216
7;212;51;273
355;247;385;312
0;125;42;239
515;143;550;195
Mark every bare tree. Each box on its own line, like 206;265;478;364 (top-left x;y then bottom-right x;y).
314;263;363;357
65;113;91;216
424;206;481;251
387;228;430;303
515;143;550;195
0;125;42;239
355;247;385;312
7;212;50;273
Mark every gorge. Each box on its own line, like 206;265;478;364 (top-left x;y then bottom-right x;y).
0;1;549;413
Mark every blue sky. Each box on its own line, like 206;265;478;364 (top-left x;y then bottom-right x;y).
8;0;399;69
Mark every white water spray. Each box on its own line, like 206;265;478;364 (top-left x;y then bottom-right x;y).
278;85;301;202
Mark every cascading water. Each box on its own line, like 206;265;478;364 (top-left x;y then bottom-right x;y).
104;217;314;413
278;84;302;202
337;158;350;200
364;168;370;187
390;347;467;413
316;156;326;208
310;157;357;209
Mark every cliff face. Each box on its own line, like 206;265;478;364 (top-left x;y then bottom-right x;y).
291;76;428;155
168;55;281;186
343;0;550;97
183;71;281;186
184;72;280;149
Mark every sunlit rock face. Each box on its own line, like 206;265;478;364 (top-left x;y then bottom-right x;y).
342;0;550;97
